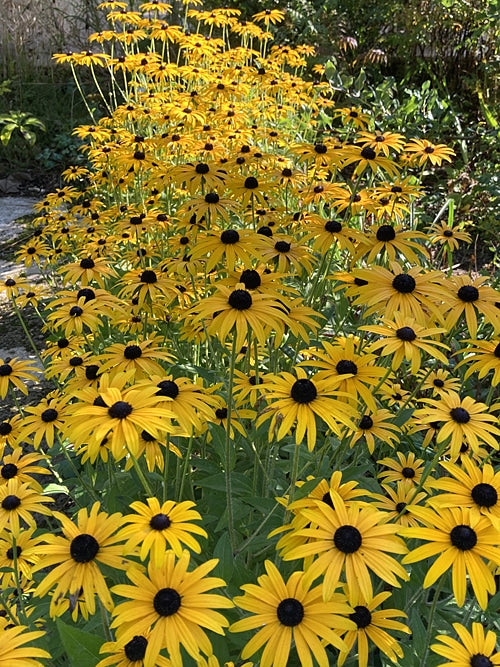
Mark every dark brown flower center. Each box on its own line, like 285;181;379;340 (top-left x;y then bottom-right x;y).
396;326;417;341
124;636;148;662
0;364;12;376
108;401;133;419
1;495;21;510
392;273;416;293
156;380;179;398
276;598;304;626
336;359;357;375
124;344;142;360
402;467;415;479
470;655;494;667
450;407;470;424
150;513;171;530
361;146;376;160
334;525;362;553
220;229;240;244
376;225;396;242
457;285;479;302
153;587;181;616
290;379;317;403
140;269;157;284
80;258;95;269
471;483;497;508
359;415;373;430
350;605;372;628
228;289;252;310
450;524;477;550
41;408;58;422
1;464;18;479
240;269;261;289
70;534;99;562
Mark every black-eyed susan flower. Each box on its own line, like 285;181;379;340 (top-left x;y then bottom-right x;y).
357;130;406;156
428;457;500;528
0;621;51;666
350;262;447;324
0;413;23;450
0;479;53;534
230;559;354;667
0;357;39;399
418;367;462;395
191;283;290;351
404;138;455;166
111;550;232;666
32;502;127;618
19;391;70;448
58;255;117;287
444;275;500;338
456;338;500;386
257;368;357;451
352;224;428;264
429;220;472;251
117;268;178;310
333;106;370;129
337;587;410;667
0;449;48;492
344;409;400;454
259;235;316;274
341;144;400;179
415;390;500;459
46;296;102;337
377;452;427;487
401;505;500;609
0;525;44;588
190;228;266;272
305;337;387;413
361;313;449;373
369;481;427;527
431;622;500;667
97;338;174;379
67;373;176;459
118;497;207;566
97;631;172;667
280;493;408;601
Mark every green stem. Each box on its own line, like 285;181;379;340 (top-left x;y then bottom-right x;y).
128;448;154;497
421;576;445;666
225;335;238;552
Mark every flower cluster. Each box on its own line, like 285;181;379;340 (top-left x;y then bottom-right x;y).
0;0;499;665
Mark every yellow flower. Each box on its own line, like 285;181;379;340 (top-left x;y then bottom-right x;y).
230;560;354;667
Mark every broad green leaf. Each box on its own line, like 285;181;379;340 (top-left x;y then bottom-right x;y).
56;619;105;667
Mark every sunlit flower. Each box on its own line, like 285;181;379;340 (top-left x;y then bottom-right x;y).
230;559;354;667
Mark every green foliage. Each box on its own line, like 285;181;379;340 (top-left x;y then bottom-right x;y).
0;110;45;147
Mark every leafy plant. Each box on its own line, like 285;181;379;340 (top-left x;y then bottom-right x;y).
0;110;45;146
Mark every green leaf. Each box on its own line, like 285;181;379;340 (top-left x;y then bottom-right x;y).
43;483;70;495
213;532;234;583
0;124;15;145
55;619;105;667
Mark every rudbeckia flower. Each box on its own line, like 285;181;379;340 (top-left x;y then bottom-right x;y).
444;274;500;338
257;368;357;451
377;452;427;487
230;559;354;667
280;493;408;601
431;622;500;667
0;479;53;535
118;497;207;566
457;338;500;385
0;621;50;666
401;505;500;609
97;631;172;667
190;283;290;351
415;390;500;459
111;550;232;666
428;457;500;528
304;337;387;412
361;313;449;373
337;587;410;667
0;357;39;399
404;138;455;166
33;502;128;618
350;262;447;324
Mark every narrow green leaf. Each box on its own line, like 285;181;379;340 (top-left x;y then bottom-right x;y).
56;619;105;667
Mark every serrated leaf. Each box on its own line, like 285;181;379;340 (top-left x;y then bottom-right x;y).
56;619;104;667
